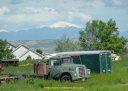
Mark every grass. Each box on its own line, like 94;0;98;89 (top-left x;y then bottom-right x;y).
0;55;128;91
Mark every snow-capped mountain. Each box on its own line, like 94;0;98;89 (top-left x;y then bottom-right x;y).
39;21;82;28
0;22;83;41
0;21;127;41
49;21;82;28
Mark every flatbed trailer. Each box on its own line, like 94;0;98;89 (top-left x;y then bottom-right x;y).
0;74;18;84
0;73;45;84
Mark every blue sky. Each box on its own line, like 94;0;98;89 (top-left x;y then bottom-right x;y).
0;0;128;32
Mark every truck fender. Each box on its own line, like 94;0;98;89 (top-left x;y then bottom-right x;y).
60;72;72;81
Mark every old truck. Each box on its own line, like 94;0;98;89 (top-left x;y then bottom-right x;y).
34;55;91;82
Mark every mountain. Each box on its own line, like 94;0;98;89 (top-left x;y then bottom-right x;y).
39;21;82;28
120;30;128;39
0;22;83;41
0;27;83;41
0;21;127;41
49;21;82;28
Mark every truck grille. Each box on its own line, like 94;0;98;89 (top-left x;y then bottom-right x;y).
76;67;86;78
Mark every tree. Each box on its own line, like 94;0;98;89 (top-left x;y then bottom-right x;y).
55;35;80;52
26;55;32;60
79;19;127;53
36;49;43;54
0;39;14;59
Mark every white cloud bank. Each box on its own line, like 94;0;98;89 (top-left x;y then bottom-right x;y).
0;6;9;16
0;29;9;32
0;0;127;32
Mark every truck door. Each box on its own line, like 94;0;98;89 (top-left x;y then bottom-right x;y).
48;59;60;78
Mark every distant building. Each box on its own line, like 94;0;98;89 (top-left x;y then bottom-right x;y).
111;54;121;61
19;49;43;61
8;43;43;61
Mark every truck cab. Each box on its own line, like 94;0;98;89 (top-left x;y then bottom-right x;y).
47;55;90;81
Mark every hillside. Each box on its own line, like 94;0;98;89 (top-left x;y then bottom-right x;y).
9;40;57;53
9;39;80;53
9;37;128;53
0;25;83;41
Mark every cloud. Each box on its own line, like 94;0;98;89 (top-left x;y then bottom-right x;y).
92;0;105;7
0;29;9;32
23;7;57;14
83;0;105;7
0;0;105;23
0;6;93;24
10;0;23;4
112;0;123;5
0;6;9;16
105;0;128;7
68;12;93;22
0;7;60;23
0;0;127;32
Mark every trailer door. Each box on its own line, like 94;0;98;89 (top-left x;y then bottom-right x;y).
106;52;112;73
100;53;107;73
100;52;112;74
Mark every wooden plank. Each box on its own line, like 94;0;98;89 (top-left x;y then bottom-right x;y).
0;76;18;84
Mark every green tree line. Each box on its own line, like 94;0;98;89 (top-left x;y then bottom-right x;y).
55;19;128;54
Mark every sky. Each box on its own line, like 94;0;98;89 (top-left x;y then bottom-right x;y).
0;0;128;32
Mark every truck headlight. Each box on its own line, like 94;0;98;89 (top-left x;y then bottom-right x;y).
74;72;77;76
88;70;91;74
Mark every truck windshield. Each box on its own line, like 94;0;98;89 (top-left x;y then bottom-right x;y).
61;57;73;64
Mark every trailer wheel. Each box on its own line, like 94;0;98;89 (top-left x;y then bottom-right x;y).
61;75;72;82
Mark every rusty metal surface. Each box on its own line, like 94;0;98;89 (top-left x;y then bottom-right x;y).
34;63;48;76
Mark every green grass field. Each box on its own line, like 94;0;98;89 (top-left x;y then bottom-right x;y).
0;55;128;91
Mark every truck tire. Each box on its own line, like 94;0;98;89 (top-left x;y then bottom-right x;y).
61;75;72;82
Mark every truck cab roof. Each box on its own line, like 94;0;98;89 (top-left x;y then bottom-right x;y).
49;55;71;59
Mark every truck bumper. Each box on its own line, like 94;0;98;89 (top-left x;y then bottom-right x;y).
71;69;91;81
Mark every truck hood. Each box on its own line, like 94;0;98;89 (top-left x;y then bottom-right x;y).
61;63;86;71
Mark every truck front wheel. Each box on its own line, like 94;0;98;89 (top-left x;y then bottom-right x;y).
61;75;72;82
